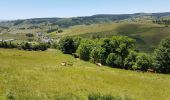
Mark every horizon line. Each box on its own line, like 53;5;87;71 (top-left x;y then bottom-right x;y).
1;11;170;21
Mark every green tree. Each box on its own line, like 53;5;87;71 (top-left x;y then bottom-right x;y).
106;53;117;67
59;36;76;54
124;51;138;69
73;37;82;51
133;53;153;71
90;47;107;64
154;36;170;73
77;39;95;61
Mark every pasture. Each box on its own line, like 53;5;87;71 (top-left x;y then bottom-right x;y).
0;49;170;100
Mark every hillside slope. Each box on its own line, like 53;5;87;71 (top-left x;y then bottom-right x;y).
59;22;170;52
0;49;170;100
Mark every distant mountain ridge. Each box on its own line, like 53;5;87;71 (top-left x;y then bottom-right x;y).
0;12;170;28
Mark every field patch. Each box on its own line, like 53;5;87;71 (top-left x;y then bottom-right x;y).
0;49;170;100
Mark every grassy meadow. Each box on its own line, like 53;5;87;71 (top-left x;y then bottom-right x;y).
0;49;170;100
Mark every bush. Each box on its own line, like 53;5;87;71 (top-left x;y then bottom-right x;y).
106;53;117;67
20;42;48;51
111;36;135;61
32;43;48;51
88;93;131;100
124;51;138;69
73;37;82;51
58;29;63;33
77;39;95;61
90;47;107;64
59;36;76;54
55;93;79;100
0;41;17;48
100;38;113;56
154;35;170;73
26;33;34;37
133;53;153;71
51;41;59;49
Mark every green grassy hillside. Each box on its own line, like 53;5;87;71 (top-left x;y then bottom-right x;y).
0;49;170;100
58;22;170;52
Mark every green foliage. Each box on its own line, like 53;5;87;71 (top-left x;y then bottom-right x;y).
124;51;138;69
111;36;135;59
58;29;63;33
21;42;31;50
33;43;48;51
47;29;58;33
88;93;131;100
154;35;170;73
106;53;117;67
59;36;76;54
100;38;113;56
6;90;15;100
90;47;107;64
20;42;48;51
73;37;82;51
25;33;34;37
77;39;95;61
133;53;153;71
51;41;59;49
0;41;17;48
55;93;80;100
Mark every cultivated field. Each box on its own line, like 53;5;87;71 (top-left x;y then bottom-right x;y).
0;49;170;100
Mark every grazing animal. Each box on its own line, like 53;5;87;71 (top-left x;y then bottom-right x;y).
61;62;67;66
147;69;156;73
96;63;102;66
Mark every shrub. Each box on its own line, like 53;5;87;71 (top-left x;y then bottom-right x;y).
73;37;82;51
0;41;17;48
106;53;117;67
21;42;32;50
32;43;48;51
88;93;131;100
55;93;79;100
26;33;34;37
133;53;153;71
59;36;76;54
20;42;48;51
51;41;59;49
111;36;135;61
6;90;15;100
58;29;63;33
90;47;107;64
124;51;138;69
100;38;113;56
154;35;170;73
77;39;95;61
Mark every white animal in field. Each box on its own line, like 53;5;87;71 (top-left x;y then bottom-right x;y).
96;63;102;66
61;62;67;66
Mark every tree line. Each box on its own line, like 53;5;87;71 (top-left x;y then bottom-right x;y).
0;41;49;51
153;19;170;26
58;36;170;74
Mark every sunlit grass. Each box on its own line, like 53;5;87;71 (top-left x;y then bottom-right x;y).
0;49;170;100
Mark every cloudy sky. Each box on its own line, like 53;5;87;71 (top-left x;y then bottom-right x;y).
0;0;169;19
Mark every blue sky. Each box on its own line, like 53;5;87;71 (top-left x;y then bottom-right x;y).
0;0;169;19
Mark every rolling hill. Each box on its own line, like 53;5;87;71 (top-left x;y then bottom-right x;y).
0;49;170;100
57;22;170;52
0;12;170;52
0;12;170;28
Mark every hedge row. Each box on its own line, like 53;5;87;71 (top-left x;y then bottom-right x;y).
58;36;170;74
0;41;49;51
